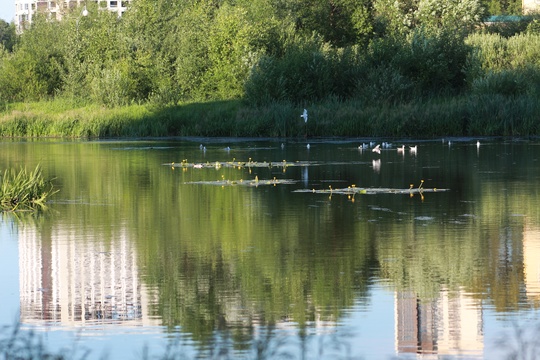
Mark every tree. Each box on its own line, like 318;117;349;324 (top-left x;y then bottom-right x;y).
416;0;486;33
373;0;485;36
0;14;67;101
481;0;522;15
270;0;374;47
0;19;16;52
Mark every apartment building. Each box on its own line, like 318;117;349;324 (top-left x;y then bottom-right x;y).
14;0;131;32
523;0;540;14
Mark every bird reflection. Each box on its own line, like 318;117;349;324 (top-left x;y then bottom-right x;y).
372;159;381;173
302;166;309;188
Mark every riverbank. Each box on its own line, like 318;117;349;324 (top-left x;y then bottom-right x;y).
0;94;539;139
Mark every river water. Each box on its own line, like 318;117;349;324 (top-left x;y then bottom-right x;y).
1;138;540;360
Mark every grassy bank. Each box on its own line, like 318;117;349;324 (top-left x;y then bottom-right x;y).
0;95;539;139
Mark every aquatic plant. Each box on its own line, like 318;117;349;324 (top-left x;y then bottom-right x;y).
0;164;57;211
0;323;89;360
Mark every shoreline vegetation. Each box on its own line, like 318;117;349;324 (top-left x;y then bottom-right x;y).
1;93;539;139
1;1;540;139
0;164;57;211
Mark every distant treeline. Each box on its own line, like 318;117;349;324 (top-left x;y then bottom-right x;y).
0;0;539;137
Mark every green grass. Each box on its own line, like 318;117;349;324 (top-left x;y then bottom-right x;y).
1;94;539;139
0;164;57;211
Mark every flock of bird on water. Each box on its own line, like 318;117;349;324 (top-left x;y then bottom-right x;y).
195;108;481;154
299;109;481;153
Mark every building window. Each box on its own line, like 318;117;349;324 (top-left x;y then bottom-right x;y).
110;1;117;7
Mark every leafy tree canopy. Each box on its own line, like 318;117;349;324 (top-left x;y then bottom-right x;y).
0;19;16;52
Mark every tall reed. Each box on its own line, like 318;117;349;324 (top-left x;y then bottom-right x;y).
0;164;57;211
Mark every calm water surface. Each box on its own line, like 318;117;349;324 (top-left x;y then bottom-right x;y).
1;138;540;359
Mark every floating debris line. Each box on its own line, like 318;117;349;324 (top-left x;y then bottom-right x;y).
168;160;449;195
164;160;318;170
293;187;448;195
184;178;298;187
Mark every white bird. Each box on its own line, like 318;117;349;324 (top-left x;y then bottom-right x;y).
397;145;405;153
281;143;285;149
301;109;308;123
476;141;480;148
409;145;417;154
372;144;381;154
307;143;310;150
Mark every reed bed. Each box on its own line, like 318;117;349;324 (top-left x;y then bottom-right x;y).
0;164;57;211
1;94;540;139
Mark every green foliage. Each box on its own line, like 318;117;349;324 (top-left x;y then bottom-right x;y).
374;0;485;37
416;0;486;33
0;164;57;211
0;15;65;102
465;32;540;72
471;66;540;97
481;0;522;15
0;0;539;137
282;0;375;47
0;20;16;52
360;29;473;100
244;35;362;105
527;18;540;33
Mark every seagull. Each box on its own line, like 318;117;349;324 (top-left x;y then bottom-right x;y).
409;145;417;154
301;109;308;123
372;144;381;154
358;143;368;151
397;145;405;153
476;141;480;148
307;144;310;150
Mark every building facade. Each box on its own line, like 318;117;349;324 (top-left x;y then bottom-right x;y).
523;0;540;14
18;225;158;327
14;0;131;32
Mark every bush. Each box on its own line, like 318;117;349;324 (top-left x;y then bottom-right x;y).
471;66;540;96
244;35;362;105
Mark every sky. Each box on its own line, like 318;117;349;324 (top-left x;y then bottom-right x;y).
1;0;15;22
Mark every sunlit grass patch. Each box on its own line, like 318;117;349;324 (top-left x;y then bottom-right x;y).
0;164;57;211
